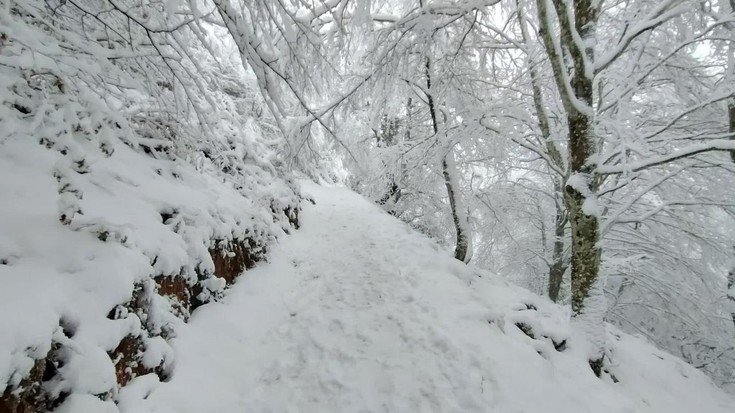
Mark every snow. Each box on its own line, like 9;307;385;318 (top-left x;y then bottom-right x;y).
52;394;118;413
117;181;733;413
0;3;303;406
566;173;602;218
0;74;298;402
571;277;608;361
0;129;289;392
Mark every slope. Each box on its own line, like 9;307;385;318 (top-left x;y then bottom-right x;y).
1;6;300;410
111;182;733;413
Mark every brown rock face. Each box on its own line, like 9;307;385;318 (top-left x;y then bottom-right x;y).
0;357;46;413
0;341;64;413
3;223;296;411
209;238;263;285
109;335;148;388
105;282;167;390
155;274;195;319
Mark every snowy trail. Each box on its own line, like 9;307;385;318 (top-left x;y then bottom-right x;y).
121;183;734;413
125;183;495;412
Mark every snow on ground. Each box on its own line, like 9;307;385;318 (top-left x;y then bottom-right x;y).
121;182;734;413
0;129;295;407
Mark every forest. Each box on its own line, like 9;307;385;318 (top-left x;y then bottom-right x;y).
1;0;735;411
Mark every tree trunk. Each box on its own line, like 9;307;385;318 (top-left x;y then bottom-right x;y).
730;102;735;164
518;4;568;298
377;181;401;215
537;0;605;375
728;255;734;330
729;85;735;333
566;118;600;315
425;57;472;263
442;153;473;263
566;0;605;375
548;191;567;302
730;99;735;330
727;0;735;333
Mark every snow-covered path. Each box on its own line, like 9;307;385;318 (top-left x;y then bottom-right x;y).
121;183;734;413
124;183;497;412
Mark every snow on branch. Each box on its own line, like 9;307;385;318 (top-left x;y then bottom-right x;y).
597;140;735;175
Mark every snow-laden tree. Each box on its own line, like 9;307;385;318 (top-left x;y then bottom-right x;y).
324;0;497;263
516;0;735;375
326;0;735;384
1;0;308;278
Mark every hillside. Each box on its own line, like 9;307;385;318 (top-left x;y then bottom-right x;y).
107;182;731;413
0;81;299;412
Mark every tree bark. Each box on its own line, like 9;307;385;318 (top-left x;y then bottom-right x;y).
565;0;605;376
729;71;735;333
548;190;568;302
730;97;735;330
727;0;735;333
425;57;472;263
442;153;473;263
517;4;568;300
537;0;605;375
730;102;735;164
728;253;734;330
566;124;600;316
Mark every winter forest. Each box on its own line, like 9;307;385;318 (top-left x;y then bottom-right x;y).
2;0;735;412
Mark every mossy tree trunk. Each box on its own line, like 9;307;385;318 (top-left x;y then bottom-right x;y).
729;44;735;333
537;0;605;375
730;99;735;329
727;0;735;334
